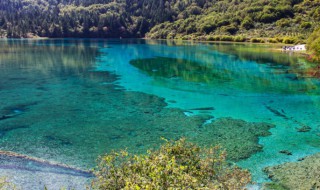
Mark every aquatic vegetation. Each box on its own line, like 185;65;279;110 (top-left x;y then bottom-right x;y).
262;182;289;190
296;126;311;132
0;102;37;121
0;125;29;138
130;57;230;83
195;118;275;161
93;138;251;190
264;153;320;190
44;135;73;146
0;54;212;169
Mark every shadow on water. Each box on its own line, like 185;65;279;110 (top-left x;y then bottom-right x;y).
130;56;230;83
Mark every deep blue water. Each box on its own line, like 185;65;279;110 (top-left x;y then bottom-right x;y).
0;39;320;187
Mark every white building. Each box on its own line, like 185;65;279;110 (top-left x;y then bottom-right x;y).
282;44;306;51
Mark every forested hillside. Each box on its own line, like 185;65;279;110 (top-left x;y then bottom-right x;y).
147;0;320;41
0;0;179;38
0;0;319;40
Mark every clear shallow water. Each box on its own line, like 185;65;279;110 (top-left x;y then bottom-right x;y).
0;39;320;185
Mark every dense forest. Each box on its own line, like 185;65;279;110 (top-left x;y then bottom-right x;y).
0;0;319;40
147;0;320;41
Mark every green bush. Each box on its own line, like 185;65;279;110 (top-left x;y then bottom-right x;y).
246;6;263;13
259;13;277;23
251;38;265;43
182;35;192;40
268;38;279;43
276;19;291;27
92;138;251;190
200;23;216;34
275;37;284;43
212;36;221;41
275;5;294;18
206;35;219;41
282;37;297;44
241;17;254;30
166;32;176;39
221;24;239;35
234;36;246;42
307;28;320;62
300;22;312;29
220;35;234;41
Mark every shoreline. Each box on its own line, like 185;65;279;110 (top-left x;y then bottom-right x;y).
0;150;93;177
2;36;312;58
0;150;93;189
0;37;311;56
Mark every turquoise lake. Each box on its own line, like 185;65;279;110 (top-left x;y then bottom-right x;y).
0;39;320;186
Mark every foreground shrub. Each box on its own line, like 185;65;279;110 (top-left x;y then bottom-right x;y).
92;138;251;189
0;177;15;190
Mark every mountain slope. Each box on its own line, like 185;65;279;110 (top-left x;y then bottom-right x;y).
146;0;320;40
0;0;319;39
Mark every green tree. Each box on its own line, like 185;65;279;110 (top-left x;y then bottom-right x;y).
241;16;254;30
307;28;320;62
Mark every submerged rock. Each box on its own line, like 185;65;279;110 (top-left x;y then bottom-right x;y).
0;125;29;138
0;102;38;122
1;102;38;115
279;150;292;156
188;107;215;111
264;153;320;190
44;135;73;146
296;126;312;132
265;105;288;120
0;115;14;121
195;117;275;161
